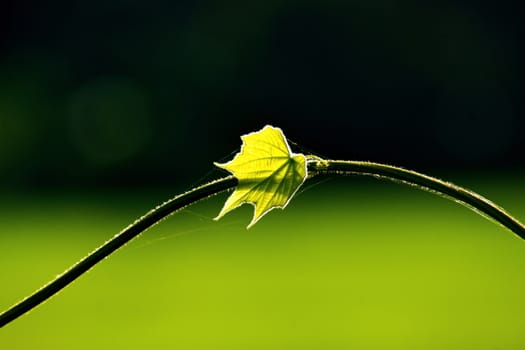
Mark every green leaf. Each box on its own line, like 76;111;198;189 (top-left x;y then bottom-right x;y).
214;125;307;228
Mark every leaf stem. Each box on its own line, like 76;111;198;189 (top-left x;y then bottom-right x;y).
0;176;238;328
2;158;524;328
307;159;525;240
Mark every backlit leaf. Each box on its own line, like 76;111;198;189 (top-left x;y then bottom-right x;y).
214;125;307;228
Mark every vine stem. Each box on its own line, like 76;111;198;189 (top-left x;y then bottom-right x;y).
2;159;524;328
0;176;238;328
307;159;525;240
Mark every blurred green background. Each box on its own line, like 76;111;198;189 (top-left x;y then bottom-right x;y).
2;178;525;348
1;0;525;348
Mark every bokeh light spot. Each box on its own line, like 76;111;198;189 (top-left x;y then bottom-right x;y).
68;78;152;166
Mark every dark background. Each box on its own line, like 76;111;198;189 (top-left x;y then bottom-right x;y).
1;0;523;189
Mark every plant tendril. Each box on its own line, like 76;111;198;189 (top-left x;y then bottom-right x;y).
2;157;524;328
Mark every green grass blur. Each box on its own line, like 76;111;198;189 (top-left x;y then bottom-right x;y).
2;176;525;349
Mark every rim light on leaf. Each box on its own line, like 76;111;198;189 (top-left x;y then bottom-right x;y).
214;125;307;228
